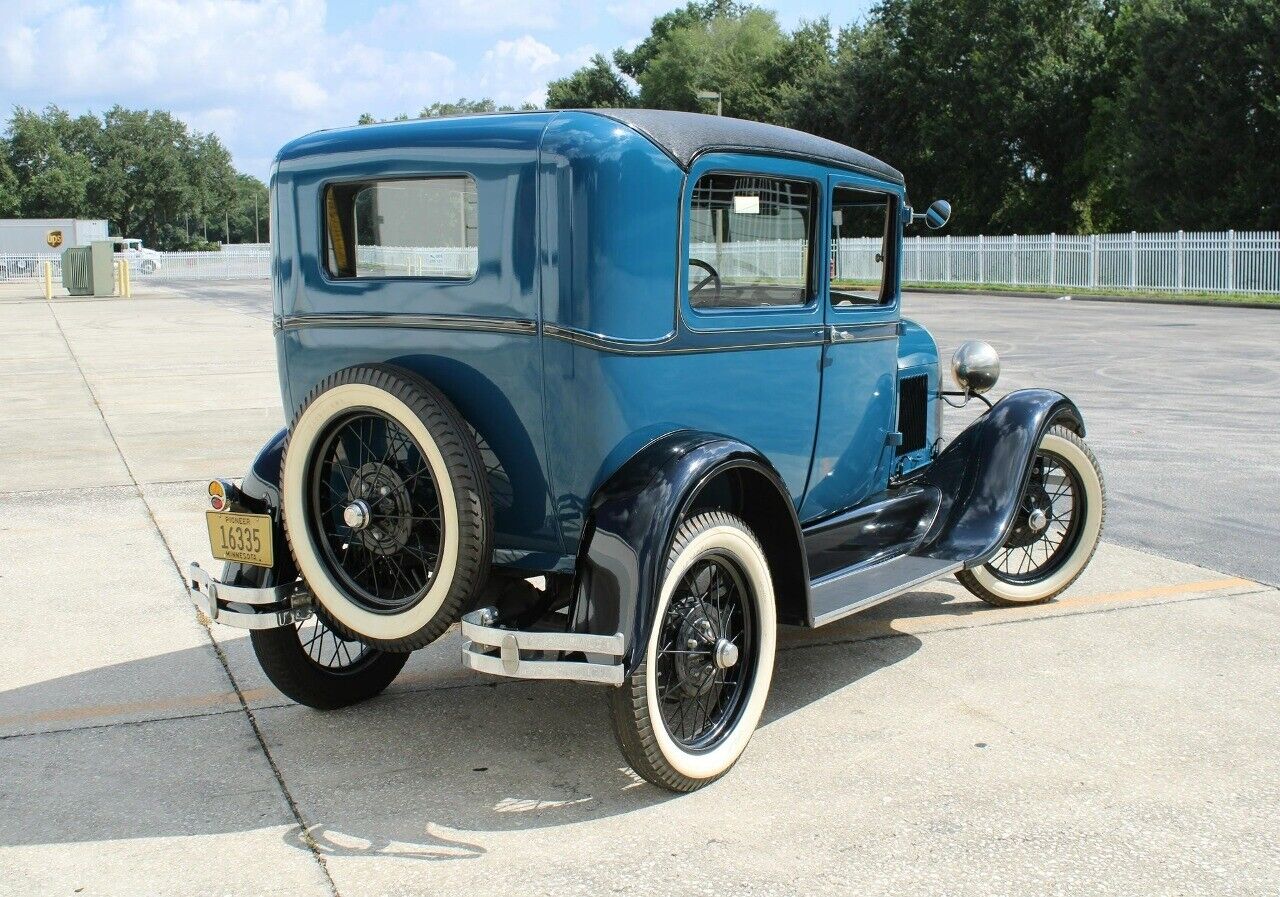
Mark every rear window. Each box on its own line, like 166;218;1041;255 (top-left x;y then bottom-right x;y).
688;173;815;308
324;176;478;280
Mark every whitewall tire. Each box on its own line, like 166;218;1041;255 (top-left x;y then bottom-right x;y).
281;365;492;651
958;425;1105;606
609;511;777;791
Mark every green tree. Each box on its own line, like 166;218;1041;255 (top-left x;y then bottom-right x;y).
792;0;1109;234
1087;0;1280;230
614;1;750;80
1;105;256;248
5;107;95;218
546;54;635;108
638;7;796;121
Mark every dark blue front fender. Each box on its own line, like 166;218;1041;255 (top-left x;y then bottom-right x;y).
922;388;1084;567
568;431;806;673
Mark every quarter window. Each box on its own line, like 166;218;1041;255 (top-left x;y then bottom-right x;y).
324;176;478;280
688;173;815;309
830;187;893;306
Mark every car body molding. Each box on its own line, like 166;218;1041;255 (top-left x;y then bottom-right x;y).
922;388;1084;568
570;430;805;673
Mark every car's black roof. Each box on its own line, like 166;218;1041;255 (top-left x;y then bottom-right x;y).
585;108;904;185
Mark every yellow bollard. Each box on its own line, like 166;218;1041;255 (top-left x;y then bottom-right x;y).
122;259;131;297
43;260;53;300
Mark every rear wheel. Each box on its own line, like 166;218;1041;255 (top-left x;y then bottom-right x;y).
250;615;408;710
609;511;776;792
958;425;1105;606
281;365;492;651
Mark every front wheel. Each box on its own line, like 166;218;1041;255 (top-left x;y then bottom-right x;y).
958;425;1106;606
609;511;777;792
140;259;157;274
250;615;408;710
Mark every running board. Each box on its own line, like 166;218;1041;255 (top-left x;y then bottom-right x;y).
807;554;961;627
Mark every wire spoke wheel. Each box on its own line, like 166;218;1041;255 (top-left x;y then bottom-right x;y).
986;448;1086;584
308;410;444;614
610;511;777;792
958;425;1106;608
294;615;376;673
655;553;756;750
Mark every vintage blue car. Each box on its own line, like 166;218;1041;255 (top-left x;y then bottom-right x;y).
187;109;1105;791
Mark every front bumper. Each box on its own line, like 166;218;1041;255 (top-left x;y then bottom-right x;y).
460;607;625;686
187;562;311;629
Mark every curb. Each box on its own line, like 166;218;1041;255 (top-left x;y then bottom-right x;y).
904;285;1279;311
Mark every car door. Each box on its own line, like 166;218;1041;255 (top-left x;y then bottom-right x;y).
799;175;902;522
672;155;827;508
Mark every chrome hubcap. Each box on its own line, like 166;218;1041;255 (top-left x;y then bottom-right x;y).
713;637;739;670
343;499;372;531
1027;508;1048;533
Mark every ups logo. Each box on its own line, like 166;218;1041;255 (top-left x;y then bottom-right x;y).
46;230;63;248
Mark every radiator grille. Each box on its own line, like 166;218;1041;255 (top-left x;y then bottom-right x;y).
897;374;928;456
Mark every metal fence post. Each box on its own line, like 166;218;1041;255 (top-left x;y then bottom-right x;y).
1050;232;1057;286
1012;234;1019;284
1176;230;1184;292
945;234;952;282
916;235;922;281
1227;229;1236;292
1090;234;1098;288
1129;231;1137;289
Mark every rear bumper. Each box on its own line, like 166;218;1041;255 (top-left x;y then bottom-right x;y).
186;561;311;629
460;607;625;686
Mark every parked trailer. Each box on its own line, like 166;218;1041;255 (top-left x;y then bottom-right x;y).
0;219;109;278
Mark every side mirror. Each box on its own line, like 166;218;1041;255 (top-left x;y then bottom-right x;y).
915;199;951;230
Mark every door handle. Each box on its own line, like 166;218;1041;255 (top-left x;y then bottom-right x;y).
826;324;899;344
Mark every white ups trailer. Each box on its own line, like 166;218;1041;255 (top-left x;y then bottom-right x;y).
0;218;110;255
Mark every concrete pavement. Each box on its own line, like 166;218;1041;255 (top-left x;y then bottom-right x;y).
1;286;1277;896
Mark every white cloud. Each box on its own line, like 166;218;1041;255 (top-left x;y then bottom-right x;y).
484;35;560;72
0;0;641;177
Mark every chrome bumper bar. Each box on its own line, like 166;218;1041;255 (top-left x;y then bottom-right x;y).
460;607;625;686
186;561;311;630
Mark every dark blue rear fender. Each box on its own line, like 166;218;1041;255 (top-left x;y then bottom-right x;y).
923;389;1085;567
219;428;296;590
569;431;808;673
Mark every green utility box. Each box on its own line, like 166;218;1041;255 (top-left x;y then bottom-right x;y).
60;241;116;296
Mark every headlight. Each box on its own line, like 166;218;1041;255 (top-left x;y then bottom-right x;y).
951;340;1000;394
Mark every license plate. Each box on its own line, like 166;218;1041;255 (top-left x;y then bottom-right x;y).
206;510;274;568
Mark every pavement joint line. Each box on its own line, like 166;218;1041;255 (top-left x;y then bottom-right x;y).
0;480;207;498
40;298;342;897
4;575;1267;737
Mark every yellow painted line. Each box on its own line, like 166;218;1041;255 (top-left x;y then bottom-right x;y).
0;576;1262;733
1049;576;1255;610
863;575;1259;638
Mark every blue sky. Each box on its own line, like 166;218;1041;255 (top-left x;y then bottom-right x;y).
0;0;875;180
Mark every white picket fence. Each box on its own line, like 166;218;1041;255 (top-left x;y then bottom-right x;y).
898;231;1280;295
0;247;272;282
4;231;1278;295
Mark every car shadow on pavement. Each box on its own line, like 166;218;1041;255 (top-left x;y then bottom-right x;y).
1;593;994;856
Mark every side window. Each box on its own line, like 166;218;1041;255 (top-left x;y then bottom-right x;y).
688;173;815;309
324;176;478;280
830;187;893;306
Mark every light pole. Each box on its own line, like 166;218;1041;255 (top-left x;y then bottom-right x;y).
696;89;722;117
